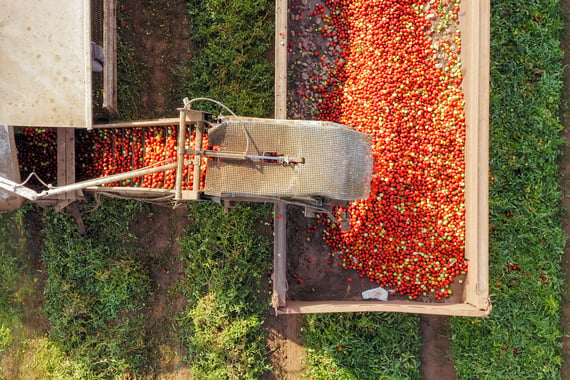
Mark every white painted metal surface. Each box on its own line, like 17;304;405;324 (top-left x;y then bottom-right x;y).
0;0;92;128
0;126;23;209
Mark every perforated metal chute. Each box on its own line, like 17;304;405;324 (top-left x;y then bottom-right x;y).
204;119;373;201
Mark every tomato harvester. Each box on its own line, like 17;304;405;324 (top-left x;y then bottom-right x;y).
0;98;373;312
2;0;489;317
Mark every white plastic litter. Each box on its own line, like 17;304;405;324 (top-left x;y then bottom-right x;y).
361;286;388;301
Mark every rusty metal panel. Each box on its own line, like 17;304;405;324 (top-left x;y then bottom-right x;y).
0;0;92;128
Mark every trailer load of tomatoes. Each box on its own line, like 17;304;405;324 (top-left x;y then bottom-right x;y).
309;0;466;300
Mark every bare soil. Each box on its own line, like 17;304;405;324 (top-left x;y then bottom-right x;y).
559;1;570;378
21;208;51;335
262;314;305;380
420;315;457;380
119;0;192;119
131;204;191;378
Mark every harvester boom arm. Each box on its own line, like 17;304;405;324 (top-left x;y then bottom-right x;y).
0;160;190;201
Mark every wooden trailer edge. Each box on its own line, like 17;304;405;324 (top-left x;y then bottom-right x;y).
277;300;491;317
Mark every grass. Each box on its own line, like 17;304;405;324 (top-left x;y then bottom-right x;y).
450;1;566;378
303;313;421;379
175;202;273;379
4;337;93;380
180;0;275;117
0;210;27;379
0;209;96;380
40;199;156;378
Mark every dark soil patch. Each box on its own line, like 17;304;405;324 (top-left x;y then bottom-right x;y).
285;205;375;301
119;0;192;119
131;204;190;378
558;1;570;377
420;315;456;380
22;207;50;335
287;0;340;120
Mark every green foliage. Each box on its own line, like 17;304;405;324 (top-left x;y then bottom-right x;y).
41;199;155;377
0;325;12;356
302;313;421;379
8;338;94;380
181;0;275;117
117;36;143;120
0;210;26;360
450;1;565;378
176;202;273;379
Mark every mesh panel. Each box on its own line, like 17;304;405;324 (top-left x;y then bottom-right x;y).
205;119;373;201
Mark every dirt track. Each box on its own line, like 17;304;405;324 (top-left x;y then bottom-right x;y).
558;1;570;378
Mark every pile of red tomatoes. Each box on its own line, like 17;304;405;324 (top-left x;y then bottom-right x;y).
312;0;466;299
15;128;58;188
15;125;208;191
76;126;208;189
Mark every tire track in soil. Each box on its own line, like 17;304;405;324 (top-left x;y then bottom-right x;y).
559;1;570;378
420;316;456;380
135;205;191;379
120;0;191;119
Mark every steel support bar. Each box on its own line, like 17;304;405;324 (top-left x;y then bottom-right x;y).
192;114;204;193
0;176;40;201
185;149;303;164
37;162;182;198
175;109;187;200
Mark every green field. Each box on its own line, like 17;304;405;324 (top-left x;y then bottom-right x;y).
1;0;568;379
